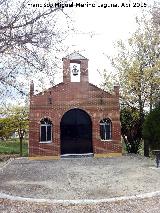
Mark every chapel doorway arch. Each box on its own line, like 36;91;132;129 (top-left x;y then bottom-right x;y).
60;108;93;155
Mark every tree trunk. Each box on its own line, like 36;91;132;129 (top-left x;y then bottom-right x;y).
144;139;150;157
20;137;23;157
149;81;154;112
137;66;146;156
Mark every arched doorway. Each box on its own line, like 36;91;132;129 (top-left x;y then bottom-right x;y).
60;108;93;155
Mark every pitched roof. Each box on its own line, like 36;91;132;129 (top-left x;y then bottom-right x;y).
63;52;88;60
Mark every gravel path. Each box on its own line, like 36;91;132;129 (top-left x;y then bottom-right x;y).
0;153;160;200
0;155;160;212
0;154;160;200
1;196;160;212
0;158;13;170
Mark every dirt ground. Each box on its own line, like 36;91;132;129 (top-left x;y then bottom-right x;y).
0;155;160;200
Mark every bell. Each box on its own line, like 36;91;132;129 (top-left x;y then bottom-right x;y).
72;65;79;76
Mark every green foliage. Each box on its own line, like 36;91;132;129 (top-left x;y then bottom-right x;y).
113;22;160;110
102;8;160;110
143;106;160;150
0;117;14;139
121;107;142;153
0;106;29;137
101;7;160;156
0;105;29;156
0;139;28;156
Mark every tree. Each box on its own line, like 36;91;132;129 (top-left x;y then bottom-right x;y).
0;106;29;156
101;6;160;155
121;107;142;153
152;4;160;28
143;106;160;151
0;0;71;99
0;117;14;140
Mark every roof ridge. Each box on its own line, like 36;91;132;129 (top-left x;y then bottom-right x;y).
63;52;88;60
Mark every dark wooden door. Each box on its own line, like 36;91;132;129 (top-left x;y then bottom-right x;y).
60;109;93;155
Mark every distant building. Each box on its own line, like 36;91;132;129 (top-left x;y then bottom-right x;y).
29;53;122;159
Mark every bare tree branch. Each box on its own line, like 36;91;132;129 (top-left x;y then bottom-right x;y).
0;0;72;101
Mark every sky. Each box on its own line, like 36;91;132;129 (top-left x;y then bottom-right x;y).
53;0;154;85
2;0;156;105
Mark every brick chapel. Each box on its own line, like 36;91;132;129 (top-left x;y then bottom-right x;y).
29;53;122;160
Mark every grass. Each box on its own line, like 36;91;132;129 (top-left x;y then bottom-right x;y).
0;138;28;157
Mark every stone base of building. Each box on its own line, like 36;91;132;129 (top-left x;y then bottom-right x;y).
28;153;122;160
94;153;122;158
28;156;60;160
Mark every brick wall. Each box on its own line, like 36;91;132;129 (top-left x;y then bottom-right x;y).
29;55;122;158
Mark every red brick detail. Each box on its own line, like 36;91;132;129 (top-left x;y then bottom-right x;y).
29;56;122;157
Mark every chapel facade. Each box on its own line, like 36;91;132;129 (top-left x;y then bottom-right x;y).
29;53;122;159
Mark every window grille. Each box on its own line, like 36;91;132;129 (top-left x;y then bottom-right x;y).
40;118;52;143
100;118;112;140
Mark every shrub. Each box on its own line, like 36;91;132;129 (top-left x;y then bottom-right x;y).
143;106;160;150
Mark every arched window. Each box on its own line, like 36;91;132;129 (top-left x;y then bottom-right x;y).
100;118;112;140
40;118;52;143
